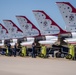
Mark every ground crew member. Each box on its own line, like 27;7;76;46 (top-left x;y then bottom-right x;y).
13;43;17;57
41;44;46;57
7;43;11;56
32;43;36;58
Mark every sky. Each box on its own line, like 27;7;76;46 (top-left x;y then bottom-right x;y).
0;0;76;30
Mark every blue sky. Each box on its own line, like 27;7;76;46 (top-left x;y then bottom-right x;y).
0;0;75;30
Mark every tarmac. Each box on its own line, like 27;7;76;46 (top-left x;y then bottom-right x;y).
0;56;76;75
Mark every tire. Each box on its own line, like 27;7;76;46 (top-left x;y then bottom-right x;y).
38;53;44;58
61;53;65;58
20;53;24;57
5;53;8;56
38;54;41;57
40;54;44;58
55;52;60;58
66;54;72;59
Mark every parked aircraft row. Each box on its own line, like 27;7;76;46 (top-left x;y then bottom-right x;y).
0;2;76;47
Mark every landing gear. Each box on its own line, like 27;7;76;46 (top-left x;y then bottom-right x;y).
66;54;72;59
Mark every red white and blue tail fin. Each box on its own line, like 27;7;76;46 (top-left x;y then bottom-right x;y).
16;15;41;37
56;2;76;32
33;10;70;36
0;23;9;40
3;20;24;39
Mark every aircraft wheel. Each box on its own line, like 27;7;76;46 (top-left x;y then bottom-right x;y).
55;52;60;58
20;53;24;57
5;53;9;56
61;53;65;58
38;53;44;58
66;54;72;59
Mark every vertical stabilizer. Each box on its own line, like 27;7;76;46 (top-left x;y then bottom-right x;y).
33;10;69;36
3;20;24;39
16;16;41;37
56;2;76;32
0;23;9;40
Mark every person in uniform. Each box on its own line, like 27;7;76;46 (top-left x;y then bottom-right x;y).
32;43;36;58
14;43;17;57
7;42;11;56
